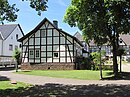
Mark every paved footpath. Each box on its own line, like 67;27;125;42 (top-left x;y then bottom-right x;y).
0;70;130;85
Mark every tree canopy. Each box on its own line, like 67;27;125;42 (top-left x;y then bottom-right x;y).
0;0;48;23
64;0;130;76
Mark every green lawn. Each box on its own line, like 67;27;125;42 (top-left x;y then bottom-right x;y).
0;81;31;90
16;70;113;80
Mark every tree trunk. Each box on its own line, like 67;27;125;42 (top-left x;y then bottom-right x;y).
99;47;103;79
112;41;118;77
120;55;122;72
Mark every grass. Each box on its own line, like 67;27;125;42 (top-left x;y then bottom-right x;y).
0;81;31;90
16;70;113;80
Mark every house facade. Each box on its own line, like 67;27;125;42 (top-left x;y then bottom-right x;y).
18;18;83;70
73;32;130;59
0;24;24;65
74;32;89;57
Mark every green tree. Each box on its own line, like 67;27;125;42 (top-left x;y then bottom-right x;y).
13;49;21;72
64;0;130;77
0;0;48;23
90;50;106;66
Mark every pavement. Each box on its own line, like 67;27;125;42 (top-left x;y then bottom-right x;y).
121;63;130;72
0;68;130;86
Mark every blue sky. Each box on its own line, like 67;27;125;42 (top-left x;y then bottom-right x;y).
8;0;80;35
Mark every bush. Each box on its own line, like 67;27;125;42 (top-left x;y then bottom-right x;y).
75;56;92;70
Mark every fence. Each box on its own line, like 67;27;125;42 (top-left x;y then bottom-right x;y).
0;56;16;67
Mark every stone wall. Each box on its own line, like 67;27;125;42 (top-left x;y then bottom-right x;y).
21;62;75;70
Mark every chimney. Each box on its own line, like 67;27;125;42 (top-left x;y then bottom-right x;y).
53;20;58;28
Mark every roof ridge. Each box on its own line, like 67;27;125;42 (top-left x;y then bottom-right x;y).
0;24;18;26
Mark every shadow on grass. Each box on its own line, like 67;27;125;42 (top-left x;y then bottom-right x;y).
103;71;130;80
21;70;32;72
0;83;130;97
0;76;10;81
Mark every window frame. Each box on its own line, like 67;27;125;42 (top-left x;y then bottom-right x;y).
35;49;40;58
53;52;59;58
16;34;18;40
9;44;13;51
29;50;34;58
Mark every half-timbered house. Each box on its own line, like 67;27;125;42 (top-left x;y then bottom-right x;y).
18;18;83;70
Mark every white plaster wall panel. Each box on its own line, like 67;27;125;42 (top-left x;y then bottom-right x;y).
47;22;54;28
60;37;65;44
35;59;40;63
40;21;54;29
47;46;52;51
40;21;47;29
3;26;23;56
47;52;52;57
35;38;40;45
60;45;65;51
53;58;59;62
119;42;125;46
22;46;27;52
29;46;34;49
29;38;34;45
23;58;28;63
67;57;71;62
41;58;46;62
68;45;73;50
60;52;65;57
53;45;59;51
53;29;59;36
67;36;73;44
48;29;52;36
47;58;52;62
41;46;46;51
67;51;73;57
41;52;46;57
60;58;65;62
47;37;52;44
54;37;59;44
22;53;28;63
29;59;34;63
41;38;46;45
35;30;40;37
23;38;28;45
35;46;40;49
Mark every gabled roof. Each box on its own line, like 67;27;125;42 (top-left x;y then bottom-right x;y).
18;18;83;47
120;34;130;45
74;32;83;41
0;24;24;40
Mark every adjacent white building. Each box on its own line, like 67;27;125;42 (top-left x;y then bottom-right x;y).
0;24;24;65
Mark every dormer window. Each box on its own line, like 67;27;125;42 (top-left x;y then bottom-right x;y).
16;34;18;40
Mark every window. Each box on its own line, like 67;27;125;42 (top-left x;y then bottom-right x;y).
54;52;58;58
16;34;18;40
19;44;22;48
120;40;122;43
9;44;13;51
15;45;18;50
36;50;40;58
29;50;34;58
